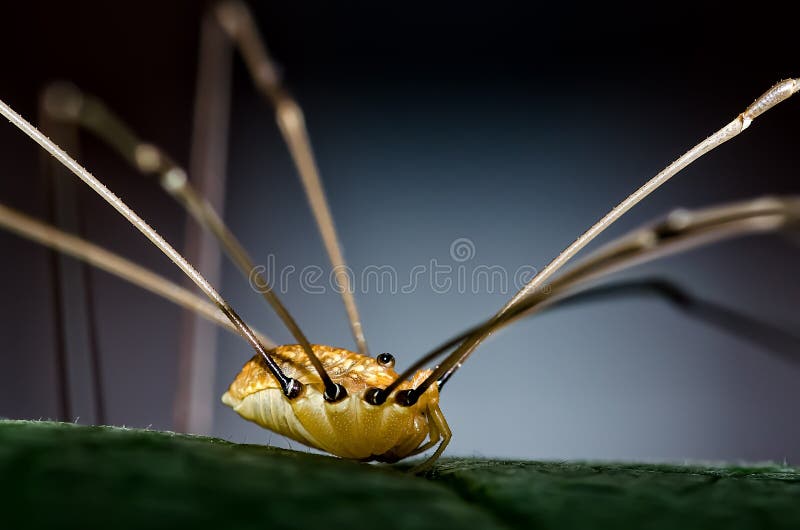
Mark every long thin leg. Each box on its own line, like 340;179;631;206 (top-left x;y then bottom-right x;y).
434;197;800;387
543;278;800;365
0;100;302;398
402;275;800;395
40;83;345;402
532;196;800;298
0;203;276;348
486;197;799;338
417;79;800;394
214;0;370;357
379;195;800;399
40;92;106;425
177;6;233;435
505;80;800;309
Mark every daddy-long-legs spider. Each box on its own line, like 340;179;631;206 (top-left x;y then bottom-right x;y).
1;1;799;466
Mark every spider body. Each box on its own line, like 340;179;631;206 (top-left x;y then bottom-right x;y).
222;344;442;462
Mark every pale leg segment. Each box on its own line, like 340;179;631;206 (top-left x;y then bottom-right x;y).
384;195;800;392
420;79;800;391
214;0;370;357
433;196;800;385
40;84;342;400
0;202;276;348
0;99;300;397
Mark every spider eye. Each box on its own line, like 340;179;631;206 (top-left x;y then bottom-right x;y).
376;352;395;368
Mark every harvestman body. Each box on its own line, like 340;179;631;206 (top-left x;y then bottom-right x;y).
0;1;798;472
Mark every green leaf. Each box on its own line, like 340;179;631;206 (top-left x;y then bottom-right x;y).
1;420;798;529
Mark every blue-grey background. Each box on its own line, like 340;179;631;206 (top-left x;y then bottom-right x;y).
0;1;798;462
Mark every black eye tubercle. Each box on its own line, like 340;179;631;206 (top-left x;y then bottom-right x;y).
376;352;395;368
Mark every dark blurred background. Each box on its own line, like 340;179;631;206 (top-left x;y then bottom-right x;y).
0;1;798;462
